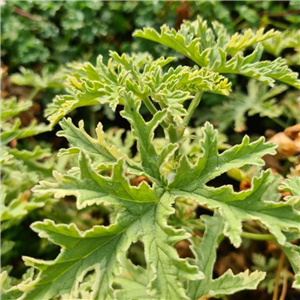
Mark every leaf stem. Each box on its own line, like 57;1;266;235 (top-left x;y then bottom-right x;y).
241;231;276;241
279;268;288;300
273;251;285;300
271;117;286;128
28;87;40;101
142;95;158;116
243;223;262;234
198;220;276;241
141;95;179;143
184;91;203;127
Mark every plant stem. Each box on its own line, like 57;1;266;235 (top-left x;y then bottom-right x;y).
184;91;203;127
199;220;276;241
271;117;286;128
279;268;288;300
28;87;40;101
141;95;179;143
241;231;276;241
142;95;158;116
90;107;96;138
243;223;262;234
273;251;285;300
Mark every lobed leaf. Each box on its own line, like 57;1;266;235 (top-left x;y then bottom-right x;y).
0;186;42;224
279;177;300;205
281;241;300;290
207;80;287;132
46;51;232;127
33;151;156;209
121;92;167;180
134;17;300;88
262;29;300;58
0;98;32;121
168;122;277;188
26;152;202;299
188;212;265;298
167;123;299;247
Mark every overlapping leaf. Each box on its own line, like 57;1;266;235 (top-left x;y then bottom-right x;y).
46;51;231;127
1;186;42;224
24;117;300;300
279;176;300;205
134;17;300;88
207;80;287;132
188;213;265;299
168;123;300;247
262;30;300;58
1;98;50;144
26;152;201;300
11;67;66;90
1;97;32;121
1;97;53;233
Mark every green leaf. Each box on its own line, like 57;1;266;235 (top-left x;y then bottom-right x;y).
114;255;150;300
134;17;300;88
57;118;142;176
208;80;287;132
188;213;265;298
121;92;167;180
1;191;43;223
0;271;23;300
168;122;277;188
139;192;204;299
1;119;21;144
57;118;124;164
10;67;66;90
0;149;13;166
173;172;300;248
168;123;299;247
279;177;300;205
25;151;201;299
262;29;300;57
281;242;300;289
1;98;32;121
45;55;130;127
33;151;156;209
46;52;231;128
208;270;266;297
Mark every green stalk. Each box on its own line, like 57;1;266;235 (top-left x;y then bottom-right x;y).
90;106;96;138
271;117;286;128
141;95;158;116
197;220;276;241
243;223;262;234
28;87;40;101
141;95;179;143
241;232;276;241
184;91;203;127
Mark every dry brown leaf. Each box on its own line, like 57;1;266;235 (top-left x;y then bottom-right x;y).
284;123;300;139
131;176;150;186
240;178;251;191
269;131;300;157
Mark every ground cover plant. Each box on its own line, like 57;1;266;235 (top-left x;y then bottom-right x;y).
1;15;300;300
1;2;300;300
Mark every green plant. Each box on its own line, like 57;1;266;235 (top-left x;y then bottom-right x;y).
2;17;300;300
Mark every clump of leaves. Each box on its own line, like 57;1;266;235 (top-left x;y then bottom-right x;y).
5;17;300;300
0;95;55;293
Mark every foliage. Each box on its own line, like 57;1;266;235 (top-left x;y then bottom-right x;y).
2;17;297;300
200;80;288;132
1;0;219;69
1;2;300;299
2;0;299;69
